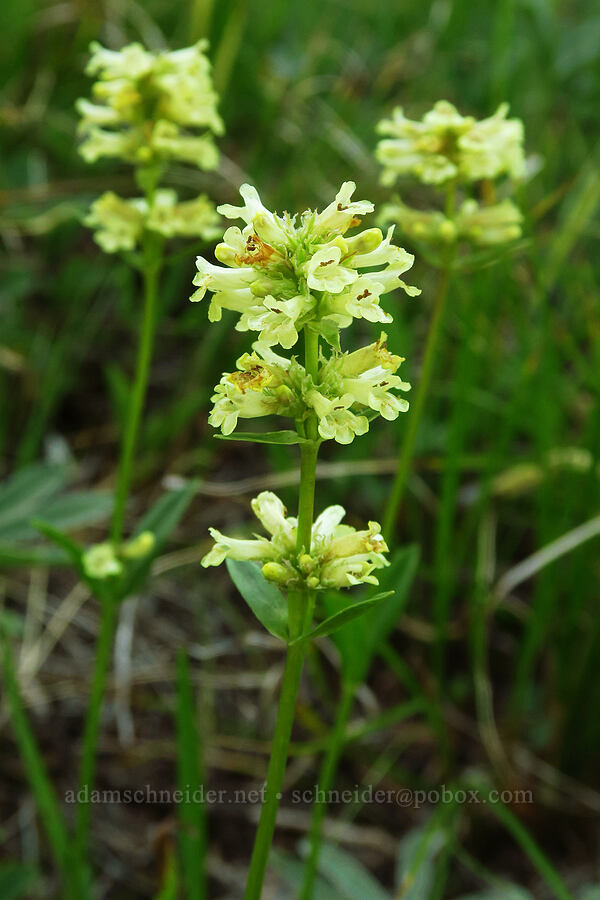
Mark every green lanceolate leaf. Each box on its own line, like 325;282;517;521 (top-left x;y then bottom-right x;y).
0;544;71;567
31;520;83;570
118;483;197;600
215;430;310;445
0;463;112;543
315;843;391;900
395;824;447;900
364;545;419;661
0;463;68;533
289;591;393;646
326;545;419;684
226;559;288;640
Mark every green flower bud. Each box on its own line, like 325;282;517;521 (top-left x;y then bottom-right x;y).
83;543;123;579
298;554;315;574
121;531;155;560
262;562;290;585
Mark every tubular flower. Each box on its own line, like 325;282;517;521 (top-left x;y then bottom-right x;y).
201;492;389;590
191;182;419;350
84;189;220;252
304;333;410;441
375;100;525;187
208;346;303;435
77;40;223;167
454;198;523;246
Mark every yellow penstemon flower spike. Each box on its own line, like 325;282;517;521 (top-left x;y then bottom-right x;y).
374;100;527;536
192;181;419;898
77;40;223;253
376;100;525;250
71;38;224;878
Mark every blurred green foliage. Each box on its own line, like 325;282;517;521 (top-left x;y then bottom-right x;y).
1;0;600;893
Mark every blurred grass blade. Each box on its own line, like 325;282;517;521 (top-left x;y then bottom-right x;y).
542;161;600;291
485;797;572;900
175;650;207;900
271;849;342;899
0;862;39;899
1;634;72;885
212;0;247;94
494;513;600;603
118;483;197;600
314;843;391;900
326;545;418;685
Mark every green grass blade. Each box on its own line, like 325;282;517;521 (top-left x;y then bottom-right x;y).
1;635;72;885
175;649;207;900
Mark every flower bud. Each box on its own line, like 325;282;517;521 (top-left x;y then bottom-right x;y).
83;543;123;579
262;562;290;585
298;553;316;574
121;531;155;559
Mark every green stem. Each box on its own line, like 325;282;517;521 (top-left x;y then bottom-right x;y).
383;261;452;537
74;595;119;865
111;236;162;543
175;649;207;900
244;329;320;900
300;681;354;899
1;635;77;896
244;636;309;899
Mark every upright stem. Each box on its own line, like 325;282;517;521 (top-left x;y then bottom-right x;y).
383;261;452;537
74;595;119;863
243;636;308;899
72;232;163;876
384;182;456;538
300;681;354;898
111;236;162;543
244;329;319;900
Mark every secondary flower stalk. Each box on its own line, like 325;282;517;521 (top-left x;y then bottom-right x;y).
376;100;526;532
74;39;223;870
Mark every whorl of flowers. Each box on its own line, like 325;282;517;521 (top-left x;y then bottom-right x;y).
375;101;526;250
192;182;417;444
77;41;223;252
202;491;389;590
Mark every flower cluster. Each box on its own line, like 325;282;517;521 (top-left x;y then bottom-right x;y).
84;190;220;253
77;41;223;167
202;492;389;590
208;334;409;444
82;531;155;580
193;182;417;443
375;101;525;251
77;41;223;252
380;197;523;248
